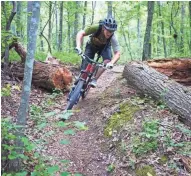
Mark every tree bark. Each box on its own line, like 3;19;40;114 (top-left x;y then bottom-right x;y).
58;1;63;51
158;1;167;57
107;1;112;18
142;1;155;61
123;61;191;127
10;61;72;91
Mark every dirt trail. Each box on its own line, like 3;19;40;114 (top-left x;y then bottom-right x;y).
44;66;132;175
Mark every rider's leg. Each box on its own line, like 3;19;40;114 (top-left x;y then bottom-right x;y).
93;45;112;80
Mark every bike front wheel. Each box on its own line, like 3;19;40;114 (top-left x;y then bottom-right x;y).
66;80;84;110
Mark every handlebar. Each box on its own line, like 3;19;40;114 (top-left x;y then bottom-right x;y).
78;52;113;69
79;53;102;64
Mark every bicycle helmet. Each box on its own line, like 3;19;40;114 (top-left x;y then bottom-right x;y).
103;17;117;31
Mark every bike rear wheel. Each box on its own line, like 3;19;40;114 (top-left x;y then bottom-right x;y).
66;80;84;110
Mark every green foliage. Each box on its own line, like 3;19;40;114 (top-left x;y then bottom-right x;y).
35;52;47;61
53;52;80;65
8;49;21;62
135;165;156;176
104;102;140;137
132;120;159;155
1;84;11;97
159;155;168;165
60;139;70;145
1;117;60;175
107;164;115;172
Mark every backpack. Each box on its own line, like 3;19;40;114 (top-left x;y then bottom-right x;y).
93;20;104;37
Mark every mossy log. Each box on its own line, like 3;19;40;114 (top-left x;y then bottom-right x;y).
10;61;72;91
123;61;191;127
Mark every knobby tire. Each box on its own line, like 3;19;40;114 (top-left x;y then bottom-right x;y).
66;80;84;110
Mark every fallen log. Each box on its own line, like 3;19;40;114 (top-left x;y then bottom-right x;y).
10;61;72;91
147;58;191;86
123;61;191;127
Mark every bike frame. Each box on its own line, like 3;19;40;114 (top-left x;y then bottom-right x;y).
66;54;103;110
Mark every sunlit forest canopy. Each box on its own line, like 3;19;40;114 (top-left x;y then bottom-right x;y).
1;1;191;63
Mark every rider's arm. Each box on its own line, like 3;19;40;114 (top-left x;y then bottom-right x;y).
111;51;120;64
110;34;120;64
76;25;99;48
76;30;86;48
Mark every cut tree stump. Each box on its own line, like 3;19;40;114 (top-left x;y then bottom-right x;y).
123;61;191;127
10;61;72;91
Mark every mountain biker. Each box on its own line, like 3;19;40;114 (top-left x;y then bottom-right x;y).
75;17;120;88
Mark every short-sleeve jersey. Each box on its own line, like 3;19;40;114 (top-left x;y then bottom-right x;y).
84;24;120;52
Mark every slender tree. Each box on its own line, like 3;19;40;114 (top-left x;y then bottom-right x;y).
55;1;59;51
48;1;52;43
16;1;21;38
82;1;87;48
180;2;185;53
9;1;40;171
40;18;44;51
158;1;167;57
137;3;142;59
91;1;96;25
58;1;63;51
189;1;191;52
142;1;155;60
2;1;17;72
107;1;112;18
82;1;87;30
73;1;80;48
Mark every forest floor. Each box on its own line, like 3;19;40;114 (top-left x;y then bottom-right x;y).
1;65;191;176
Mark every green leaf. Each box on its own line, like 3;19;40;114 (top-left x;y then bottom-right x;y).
58;111;73;120
74;174;84;176
8;154;17;160
57;121;70;128
73;121;88;130
47;165;59;174
64;129;76;135
45;130;55;136
44;111;57;117
60;139;70;145
15;172;28;176
60;172;70;176
37;122;47;129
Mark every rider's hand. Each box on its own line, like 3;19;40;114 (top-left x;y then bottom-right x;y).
106;62;114;69
75;47;82;55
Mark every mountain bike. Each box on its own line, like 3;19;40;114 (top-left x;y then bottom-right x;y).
65;53;107;110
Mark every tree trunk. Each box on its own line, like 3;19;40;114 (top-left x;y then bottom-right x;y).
48;1;52;43
10;61;72;91
16;2;22;38
142;1;155;61
58;1;63;51
73;1;80;48
158;1;167;57
189;1;191;52
107;1;112;18
180;2;185;53
91;2;96;25
123;61;191;127
8;2;41;172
